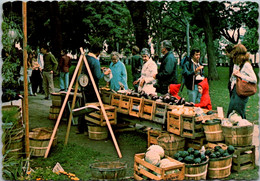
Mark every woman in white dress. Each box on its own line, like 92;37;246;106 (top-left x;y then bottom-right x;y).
133;48;158;95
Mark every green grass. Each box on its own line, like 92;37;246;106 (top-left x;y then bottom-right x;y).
30;143;114;180
224;165;259;180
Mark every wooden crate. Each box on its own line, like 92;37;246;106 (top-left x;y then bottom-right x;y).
118;95;131;114
153;102;168;124
147;129;168;147
195;113;218;122
110;94;121;109
180;114;204;139
100;90;112;105
185;137;206;150
84;103;117;126
232;145;255;172
134;153;185;180
129;97;143;117
167;112;181;135
140;99;155;120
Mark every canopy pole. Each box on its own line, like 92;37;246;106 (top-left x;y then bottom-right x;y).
22;1;30;159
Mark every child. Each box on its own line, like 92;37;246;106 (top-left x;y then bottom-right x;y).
191;78;212;110
168;84;181;100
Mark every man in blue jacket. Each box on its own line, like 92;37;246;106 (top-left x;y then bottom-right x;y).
153;40;178;94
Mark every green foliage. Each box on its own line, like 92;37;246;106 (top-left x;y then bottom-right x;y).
1;16;23;52
2;157;25;180
241;27;259;54
2;107;19;124
2;15;23;91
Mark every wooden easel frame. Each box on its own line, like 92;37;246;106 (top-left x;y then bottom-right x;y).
44;47;122;158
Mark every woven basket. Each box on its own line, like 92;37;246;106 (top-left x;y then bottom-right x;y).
185;156;209;180
157;134;185;157
208;155;232;179
29;127;57;157
88;125;108;140
222;125;253;146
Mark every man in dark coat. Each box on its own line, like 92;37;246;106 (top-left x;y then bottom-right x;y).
153;40;178;94
77;42;110;134
182;48;204;103
131;45;143;92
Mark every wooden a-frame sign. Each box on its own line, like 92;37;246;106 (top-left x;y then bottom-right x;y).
44;47;122;158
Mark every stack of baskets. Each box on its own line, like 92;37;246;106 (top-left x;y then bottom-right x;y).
49;93;63;120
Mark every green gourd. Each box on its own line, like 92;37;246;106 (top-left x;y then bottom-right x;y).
205;150;211;156
194;150;201;158
227;145;235;154
194;157;201;164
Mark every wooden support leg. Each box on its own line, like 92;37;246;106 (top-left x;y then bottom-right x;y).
80;47;122;158
44;54;84;158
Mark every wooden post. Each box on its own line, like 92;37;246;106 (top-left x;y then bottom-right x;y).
22;2;30;159
44;54;84;158
64;60;83;145
80;47;122;158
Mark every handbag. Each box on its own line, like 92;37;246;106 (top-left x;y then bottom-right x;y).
236;77;257;97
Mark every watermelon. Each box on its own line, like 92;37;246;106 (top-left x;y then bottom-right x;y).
227;145;235;154
194;150;201;158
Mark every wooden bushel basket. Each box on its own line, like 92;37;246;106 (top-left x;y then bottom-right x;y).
51;93;62;107
29;127;57;157
208;155;232;179
185;156;209;180
222;125;253;146
203;119;224;142
90;161;127;179
88;124;108;140
157;134;185;157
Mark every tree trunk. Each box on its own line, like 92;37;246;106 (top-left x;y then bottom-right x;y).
126;2;148;50
50;1;62;59
185;20;190;56
200;2;219;81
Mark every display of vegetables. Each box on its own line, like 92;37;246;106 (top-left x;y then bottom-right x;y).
145;150;161;166
205;145;235;159
174;148;207;164
138;144;180;179
147;145;165;159
171;105;195;116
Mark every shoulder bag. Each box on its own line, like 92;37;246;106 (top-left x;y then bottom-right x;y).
236;76;257;97
236;62;257;97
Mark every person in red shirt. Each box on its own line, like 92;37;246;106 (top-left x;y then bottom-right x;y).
191;78;212;110
59;49;71;92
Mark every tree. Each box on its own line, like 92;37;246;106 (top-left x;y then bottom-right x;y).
241;27;259;63
126;1;149;50
199;2;219;80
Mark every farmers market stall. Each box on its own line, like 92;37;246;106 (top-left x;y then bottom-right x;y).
95;88;257;180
